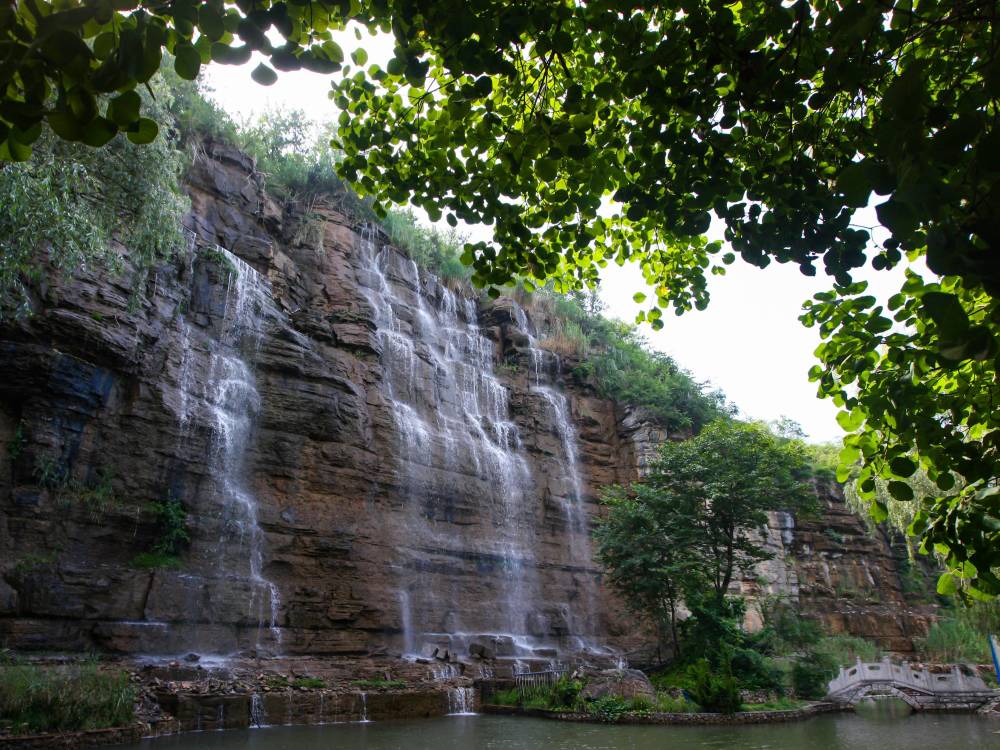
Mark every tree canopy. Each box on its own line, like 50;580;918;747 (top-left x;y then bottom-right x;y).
3;0;998;594
596;419;815;663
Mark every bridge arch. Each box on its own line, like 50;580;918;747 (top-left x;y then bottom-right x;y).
848;683;920;710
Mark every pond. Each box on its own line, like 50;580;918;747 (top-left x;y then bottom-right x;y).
129;710;1000;750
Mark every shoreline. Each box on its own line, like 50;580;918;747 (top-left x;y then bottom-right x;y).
480;700;849;725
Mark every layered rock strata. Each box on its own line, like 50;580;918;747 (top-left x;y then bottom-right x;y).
0;141;932;666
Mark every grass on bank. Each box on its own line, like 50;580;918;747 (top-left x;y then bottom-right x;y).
0;660;135;735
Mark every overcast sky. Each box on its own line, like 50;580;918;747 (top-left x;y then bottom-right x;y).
203;36;910;444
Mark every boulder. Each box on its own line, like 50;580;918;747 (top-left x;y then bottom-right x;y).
580;669;655;702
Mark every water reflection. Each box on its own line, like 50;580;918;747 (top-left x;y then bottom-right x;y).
854;697;913;720
129;713;1000;750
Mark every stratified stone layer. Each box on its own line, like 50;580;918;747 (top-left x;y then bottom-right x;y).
0;141;933;662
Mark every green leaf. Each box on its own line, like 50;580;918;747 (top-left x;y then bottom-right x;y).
0;136;31;161
936;572;958;596
174;43;202;80
633;292;646;303
251;63;278;86
836;161;873;207
836;409;864;432
535;158;558;181
199;7;226;41
81;117;117;147
351;48;368;66
108;91;141;127
921;292;969;339
875;198;919;238
126;118;159;145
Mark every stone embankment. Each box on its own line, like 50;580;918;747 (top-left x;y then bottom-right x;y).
481;701;847;725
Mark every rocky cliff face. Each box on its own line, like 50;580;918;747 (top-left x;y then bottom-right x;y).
0;142;932;666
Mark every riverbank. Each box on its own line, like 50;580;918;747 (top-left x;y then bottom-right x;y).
481;700;847;725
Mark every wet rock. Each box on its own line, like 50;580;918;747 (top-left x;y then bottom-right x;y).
0;137;934;666
580;669;655;702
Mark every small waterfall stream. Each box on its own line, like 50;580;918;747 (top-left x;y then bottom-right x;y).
518;312;601;648
169;239;283;656
207;247;283;654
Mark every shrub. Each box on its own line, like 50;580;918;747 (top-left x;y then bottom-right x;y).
791;652;838;699
743;697;808;711
730;648;785;692
628;695;654;712
546;677;583;709
587;695;631;723
814;634;880;666
685;659;742;714
149;496;189;557
0;661;135;734
1;74;188;319
917;618;991;663
490;687;520;706
655;692;699;713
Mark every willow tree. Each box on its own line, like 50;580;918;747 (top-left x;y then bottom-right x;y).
3;0;998;594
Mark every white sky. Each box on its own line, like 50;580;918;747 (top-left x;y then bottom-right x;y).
203;34;912;444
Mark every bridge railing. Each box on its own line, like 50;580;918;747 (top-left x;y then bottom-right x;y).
827;657;991;696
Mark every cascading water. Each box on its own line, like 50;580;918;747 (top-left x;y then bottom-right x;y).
517;310;602;649
207;247;283;654
170;238;283;656
356;224;537;657
447;687;476;715
250;693;268;727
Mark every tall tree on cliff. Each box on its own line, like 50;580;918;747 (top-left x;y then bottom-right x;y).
594;482;700;661
3;1;998;595
596;420;814;656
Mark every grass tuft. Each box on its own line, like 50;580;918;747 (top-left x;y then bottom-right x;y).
0;660;135;734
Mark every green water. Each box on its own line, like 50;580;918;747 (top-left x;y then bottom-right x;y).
129;711;1000;749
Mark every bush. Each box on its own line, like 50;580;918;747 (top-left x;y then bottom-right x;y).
791;652;838;699
587;695;631;723
490;687;520;706
546;677;583;709
814;634;880;666
1;74;188;319
0;661;135;734
685;659;742;714
730;648;785;692
918;618;991;663
523;289;727;432
628;695;654;712
655;692;699;713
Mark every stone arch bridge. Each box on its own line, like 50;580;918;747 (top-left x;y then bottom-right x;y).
826;658;999;711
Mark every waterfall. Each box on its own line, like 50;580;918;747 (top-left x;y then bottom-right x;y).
356;224;536;656
358;692;370;722
206;247;283;654
519;313;601;649
250;693;267;728
163;241;282;657
447;687;476;715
